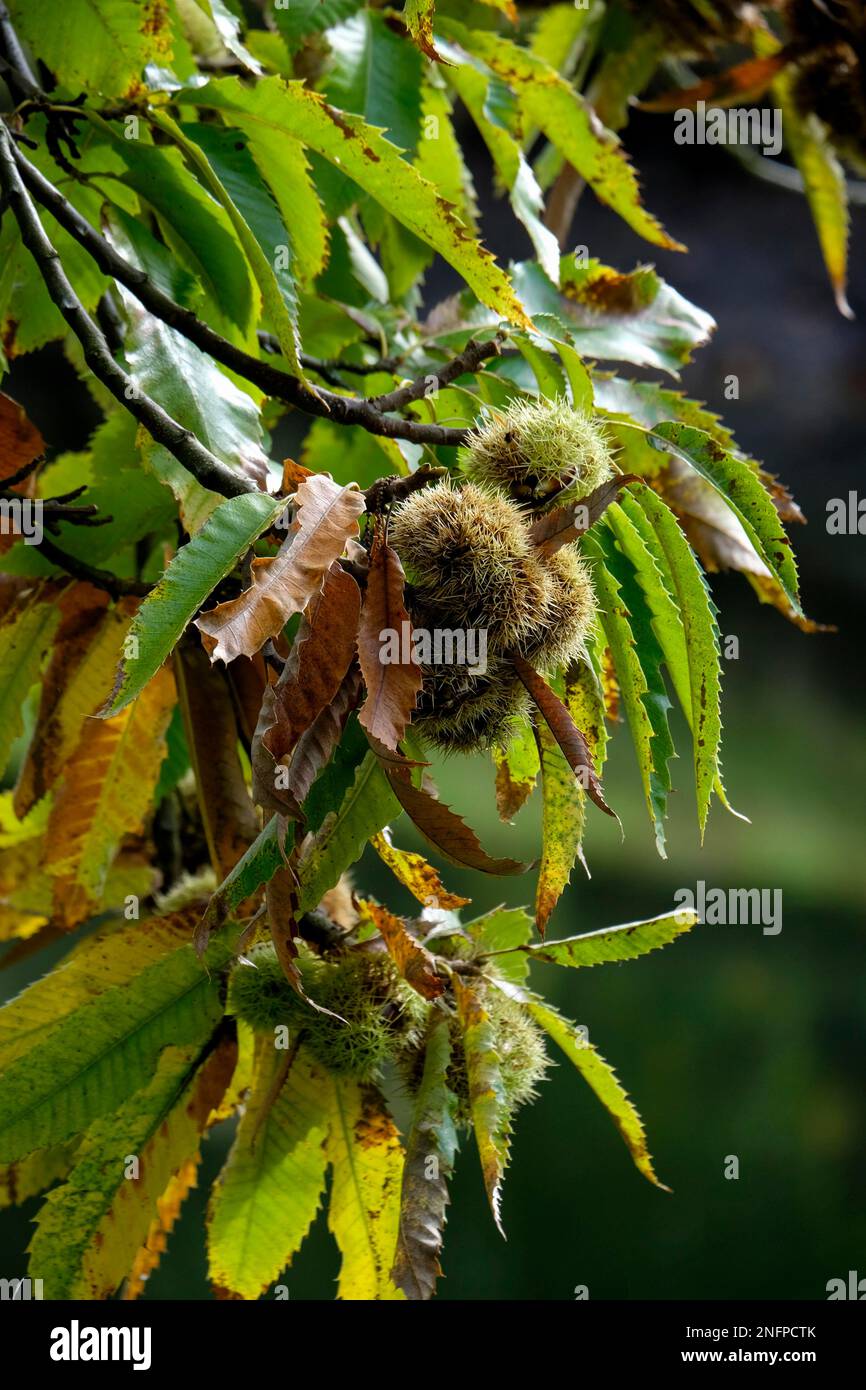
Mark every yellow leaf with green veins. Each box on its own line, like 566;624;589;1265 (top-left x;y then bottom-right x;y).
326;1076;405;1300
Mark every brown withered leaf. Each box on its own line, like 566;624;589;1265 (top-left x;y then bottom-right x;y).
640;52;788;112
262;564;361;767
195;473;365;663
512;657;617;820
529;475;641;558
381;763;529;876
284;666;363;806
281;458;314;493
0;391;44;484
359;899;446;1000
175;641;261;879
370;828;470;910
357;533;422;751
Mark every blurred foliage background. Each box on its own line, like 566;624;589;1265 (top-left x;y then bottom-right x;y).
2;105;864;1300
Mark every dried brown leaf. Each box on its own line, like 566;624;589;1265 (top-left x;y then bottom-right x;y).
195;474;365;663
357;534;422;751
512;657;617;820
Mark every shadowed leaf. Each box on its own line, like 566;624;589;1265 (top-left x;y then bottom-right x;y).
357;535;422;752
454;977;510;1238
360;900;445;1000
391;1016;458;1300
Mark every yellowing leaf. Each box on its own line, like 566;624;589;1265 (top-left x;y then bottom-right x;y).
207;1037;330;1299
28;1036;236;1299
370;828;470;910
44;666;177;928
122;1156;201;1300
437;19;683;253
14;591;133;818
357;899;445;1000
326;1077;405;1300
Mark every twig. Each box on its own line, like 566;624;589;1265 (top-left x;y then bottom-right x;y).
366;333;505;414
0;121;253;500
11;142;489;449
35;534;152;598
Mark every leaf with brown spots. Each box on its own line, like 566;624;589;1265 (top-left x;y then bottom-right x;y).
404;0;452;64
358;899;445;1000
326;1077;406;1300
454;976;511;1237
122;1156;201;1300
186;76;532;328
493;720;539;823
357;534;422;752
392;1015;458;1300
511;658;617;821
528;475;641;557
195;473;365;664
370;827;470;909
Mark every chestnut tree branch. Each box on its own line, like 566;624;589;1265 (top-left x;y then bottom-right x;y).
0;120;254;500
11;141;495;449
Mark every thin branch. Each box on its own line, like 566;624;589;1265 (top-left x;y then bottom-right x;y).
35;534;152;598
366;333;505;414
0;1;41;100
0;121;253;500
11;141;489;448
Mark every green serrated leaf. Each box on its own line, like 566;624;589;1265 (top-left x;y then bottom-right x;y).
650;422;801;615
186;77;532;328
106;492;285;715
455;977;510;1237
514;907;696;968
208;1038;330;1299
297;751;400;914
586;527;674;857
